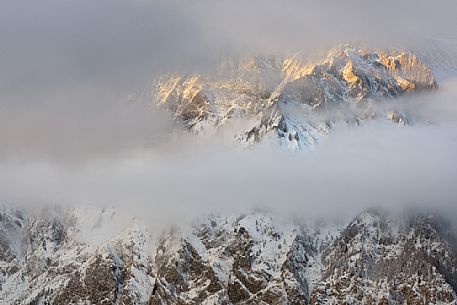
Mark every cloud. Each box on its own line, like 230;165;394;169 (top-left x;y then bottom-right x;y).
1;0;457;92
0;85;174;164
1;118;457;224
1;0;457;224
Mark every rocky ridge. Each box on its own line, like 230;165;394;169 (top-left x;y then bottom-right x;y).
1;206;456;305
154;46;437;149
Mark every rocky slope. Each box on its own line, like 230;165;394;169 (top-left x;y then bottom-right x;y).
1;206;456;305
153;46;437;149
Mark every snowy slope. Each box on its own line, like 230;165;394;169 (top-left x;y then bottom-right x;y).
1;206;456;305
153;46;437;149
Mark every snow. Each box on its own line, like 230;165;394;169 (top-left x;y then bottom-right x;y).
2;202;457;304
154;46;440;151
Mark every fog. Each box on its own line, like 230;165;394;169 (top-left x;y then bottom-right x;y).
2;0;457;91
1;121;457;225
1;0;457;223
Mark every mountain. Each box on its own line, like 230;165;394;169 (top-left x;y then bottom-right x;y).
1;206;456;305
153;46;437;149
2;44;455;305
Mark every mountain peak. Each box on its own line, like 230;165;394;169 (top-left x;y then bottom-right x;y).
153;46;437;149
2;205;456;304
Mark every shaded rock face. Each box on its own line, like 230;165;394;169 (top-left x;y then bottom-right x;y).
1;206;456;305
154;46;437;149
149;215;319;305
54;254;124;305
152;235;224;304
312;210;457;305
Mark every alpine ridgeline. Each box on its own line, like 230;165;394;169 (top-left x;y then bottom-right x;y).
154;46;437;149
1;206;456;304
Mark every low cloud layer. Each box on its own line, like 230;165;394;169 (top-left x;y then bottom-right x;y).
0;86;173;163
2;101;457;224
2;123;457;222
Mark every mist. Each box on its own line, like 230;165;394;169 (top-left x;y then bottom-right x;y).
1;104;457;225
1;0;457;224
2;0;457;91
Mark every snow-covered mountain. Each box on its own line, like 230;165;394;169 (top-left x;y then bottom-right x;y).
2;44;456;305
154;46;437;149
1;206;456;305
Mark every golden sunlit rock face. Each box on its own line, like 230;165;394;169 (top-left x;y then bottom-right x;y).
342;61;359;86
154;46;437;149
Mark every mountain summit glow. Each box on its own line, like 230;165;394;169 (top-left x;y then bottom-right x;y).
154;46;436;149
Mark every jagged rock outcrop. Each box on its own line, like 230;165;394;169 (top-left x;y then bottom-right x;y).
312;209;457;304
1;206;456;305
153;46;437;149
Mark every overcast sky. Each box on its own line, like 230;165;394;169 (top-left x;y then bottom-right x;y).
2;0;457;91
